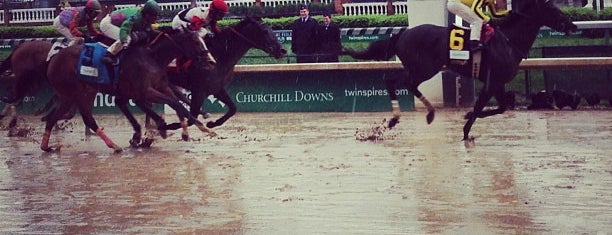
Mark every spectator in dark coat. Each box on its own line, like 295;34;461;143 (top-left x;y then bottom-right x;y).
315;13;342;62
291;5;318;63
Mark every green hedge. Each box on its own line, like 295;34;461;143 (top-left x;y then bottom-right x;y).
0;7;610;39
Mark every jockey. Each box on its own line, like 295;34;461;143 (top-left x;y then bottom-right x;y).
100;0;161;65
447;0;508;51
53;0;102;46
171;0;229;65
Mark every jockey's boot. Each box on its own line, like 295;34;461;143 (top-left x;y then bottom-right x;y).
470;40;484;52
101;52;118;65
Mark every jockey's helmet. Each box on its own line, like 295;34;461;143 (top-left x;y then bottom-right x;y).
210;0;229;15
142;0;161;17
85;0;102;13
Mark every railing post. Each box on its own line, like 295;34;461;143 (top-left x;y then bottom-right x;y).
3;0;10;26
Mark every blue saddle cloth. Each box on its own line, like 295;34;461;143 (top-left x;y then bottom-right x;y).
76;43;118;84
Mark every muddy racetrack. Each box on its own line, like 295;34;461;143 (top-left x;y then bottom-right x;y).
1;109;611;234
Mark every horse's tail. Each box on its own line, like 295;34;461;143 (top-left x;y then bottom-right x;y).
343;34;399;61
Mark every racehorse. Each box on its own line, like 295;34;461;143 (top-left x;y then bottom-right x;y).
0;41;53;129
166;16;286;130
343;0;577;146
42;29;211;152
0;36;113;129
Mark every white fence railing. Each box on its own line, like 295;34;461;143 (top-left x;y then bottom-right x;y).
1;0;363;25
343;2;409;16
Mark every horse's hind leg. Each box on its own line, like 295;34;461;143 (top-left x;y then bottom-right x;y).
206;90;236;129
40;100;73;152
385;74;402;128
76;97;122;153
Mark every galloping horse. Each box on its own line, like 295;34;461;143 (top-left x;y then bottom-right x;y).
42;29;210;152
0;41;53;128
344;0;577;145
166;16;286;130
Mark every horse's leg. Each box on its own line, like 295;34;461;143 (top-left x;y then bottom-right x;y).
206;89;236;129
385;74;402;128
115;97;143;147
144;87;192;141
404;73;435;125
40;99;74;152
75;96;122;153
473;85;507;118
159;86;216;137
463;85;494;144
133;100;169;147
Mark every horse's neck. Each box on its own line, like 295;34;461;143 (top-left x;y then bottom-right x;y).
212;33;251;71
499;18;542;58
151;39;183;66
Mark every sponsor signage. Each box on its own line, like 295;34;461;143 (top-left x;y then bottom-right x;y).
201;69;414;113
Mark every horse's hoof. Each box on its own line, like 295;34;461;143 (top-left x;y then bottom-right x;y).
141;138;154;148
388;118;399;128
113;147;123;153
41;144;61;152
8;118;17;128
129;138;141;148
181;134;189;141
426;112;435;124
157;129;167;139
463;136;476;148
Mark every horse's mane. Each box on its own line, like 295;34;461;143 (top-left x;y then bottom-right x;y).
206;17;262;57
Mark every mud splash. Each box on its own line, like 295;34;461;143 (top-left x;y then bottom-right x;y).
354;119;399;142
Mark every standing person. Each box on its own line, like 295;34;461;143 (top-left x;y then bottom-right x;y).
291;5;318;63
100;0;161;65
447;0;507;51
171;0;229;65
53;0;102;47
315;13;341;62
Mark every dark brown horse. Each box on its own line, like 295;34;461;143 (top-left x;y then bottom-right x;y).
344;0;577;146
42;29;212;152
166;17;286;130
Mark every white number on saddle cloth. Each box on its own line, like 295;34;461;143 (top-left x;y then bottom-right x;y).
80;66;99;77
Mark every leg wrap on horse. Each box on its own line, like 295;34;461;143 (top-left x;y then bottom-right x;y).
391;100;401;118
96;128;117;149
418;96;435;113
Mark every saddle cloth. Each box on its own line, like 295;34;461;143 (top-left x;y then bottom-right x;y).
46;42;67;62
448;23;495;62
76;43;118;85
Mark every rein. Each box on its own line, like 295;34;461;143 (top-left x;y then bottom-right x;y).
149;31;196;58
228;24;271;54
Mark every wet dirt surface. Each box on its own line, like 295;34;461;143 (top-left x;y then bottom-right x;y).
0;109;611;234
